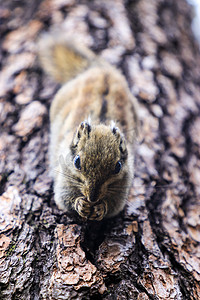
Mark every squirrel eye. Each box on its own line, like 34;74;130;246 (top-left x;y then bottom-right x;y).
114;161;122;174
74;155;81;170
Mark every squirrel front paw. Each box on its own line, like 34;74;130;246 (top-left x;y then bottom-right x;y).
74;197;107;221
74;197;91;219
89;201;108;221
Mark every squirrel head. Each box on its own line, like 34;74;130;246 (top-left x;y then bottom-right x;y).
59;121;132;220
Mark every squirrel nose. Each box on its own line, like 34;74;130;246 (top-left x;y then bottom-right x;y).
88;184;100;203
88;190;97;203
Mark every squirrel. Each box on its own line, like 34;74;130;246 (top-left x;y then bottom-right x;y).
38;31;139;221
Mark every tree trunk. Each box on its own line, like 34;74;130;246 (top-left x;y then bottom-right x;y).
0;0;200;299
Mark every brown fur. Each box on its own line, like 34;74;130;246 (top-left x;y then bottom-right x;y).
38;32;139;220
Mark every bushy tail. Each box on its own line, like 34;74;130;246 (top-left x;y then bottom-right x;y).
38;32;98;83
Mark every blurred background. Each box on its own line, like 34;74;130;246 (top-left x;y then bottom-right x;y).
187;0;200;44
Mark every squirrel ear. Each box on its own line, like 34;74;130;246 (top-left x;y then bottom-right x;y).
70;121;91;152
110;121;117;135
110;122;128;159
79;121;91;138
119;137;127;156
110;122;121;140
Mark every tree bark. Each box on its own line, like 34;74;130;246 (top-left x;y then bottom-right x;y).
0;0;200;299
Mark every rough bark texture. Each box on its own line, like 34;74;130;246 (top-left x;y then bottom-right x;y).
0;0;200;299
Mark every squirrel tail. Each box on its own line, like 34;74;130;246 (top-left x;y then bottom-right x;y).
38;32;98;83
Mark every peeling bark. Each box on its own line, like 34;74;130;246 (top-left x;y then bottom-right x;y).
0;0;200;299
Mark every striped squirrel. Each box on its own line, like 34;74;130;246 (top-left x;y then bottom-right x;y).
38;32;139;221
